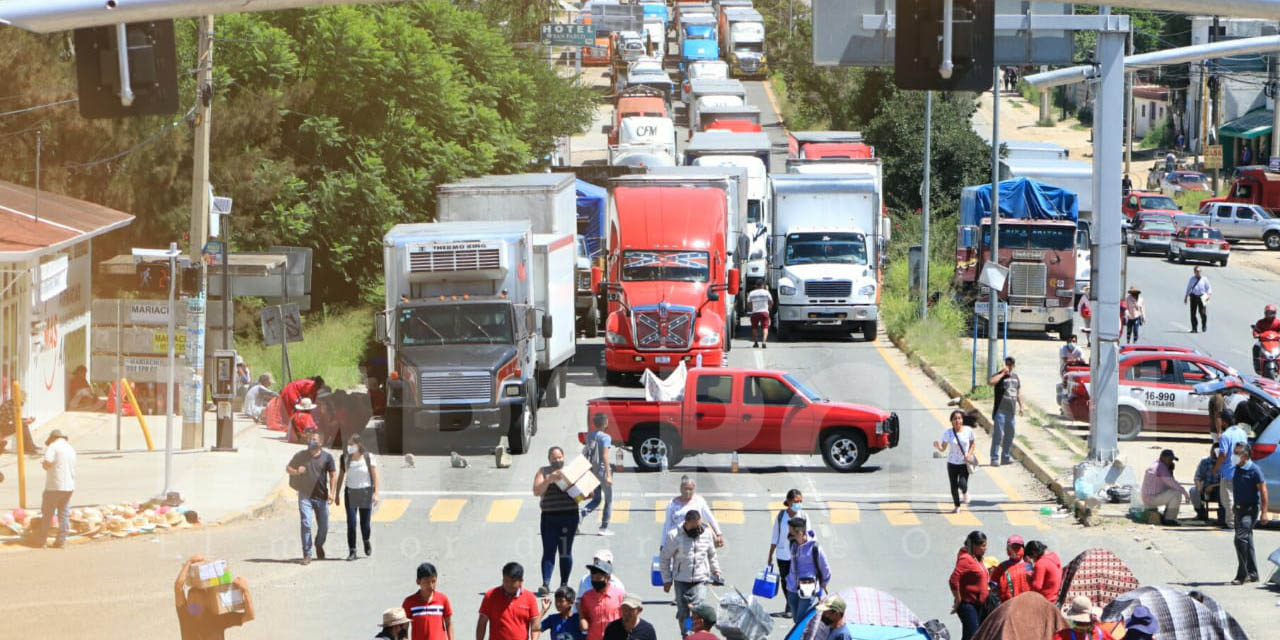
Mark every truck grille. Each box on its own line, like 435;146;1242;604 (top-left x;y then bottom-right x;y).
634;304;695;351
739;59;760;72
408;248;501;273
805;280;852;298
419;372;493;404
1008;262;1048;307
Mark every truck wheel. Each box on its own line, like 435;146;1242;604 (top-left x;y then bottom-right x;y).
631;428;681;471
861;320;878;342
381;407;405;455
507;403;534;455
542;370;559;408
1117;407;1143;441
1267;231;1280;251
585;301;599;339
821;430;869;472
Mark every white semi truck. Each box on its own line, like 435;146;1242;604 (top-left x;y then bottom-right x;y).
684;131;773;296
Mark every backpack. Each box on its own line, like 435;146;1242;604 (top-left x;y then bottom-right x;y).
584;431;606;472
788;539;823;597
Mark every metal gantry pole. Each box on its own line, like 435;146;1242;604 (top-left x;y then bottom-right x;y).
164;242;178;495
987;66;1001;378
1271;55;1280;159
921;91;933;321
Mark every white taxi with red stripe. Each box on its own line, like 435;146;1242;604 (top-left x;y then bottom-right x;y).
1167;224;1230;266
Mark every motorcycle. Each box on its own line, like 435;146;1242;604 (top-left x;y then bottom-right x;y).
1252;328;1280;380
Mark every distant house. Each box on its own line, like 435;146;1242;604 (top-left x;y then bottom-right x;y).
1133;85;1170;140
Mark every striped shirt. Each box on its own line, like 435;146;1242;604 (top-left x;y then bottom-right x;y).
403;590;452;640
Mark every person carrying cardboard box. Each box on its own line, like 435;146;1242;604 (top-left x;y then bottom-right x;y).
175;554;254;639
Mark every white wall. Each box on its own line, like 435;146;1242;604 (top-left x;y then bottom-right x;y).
24;244;91;425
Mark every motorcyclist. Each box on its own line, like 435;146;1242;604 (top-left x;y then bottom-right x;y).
1252;304;1280;376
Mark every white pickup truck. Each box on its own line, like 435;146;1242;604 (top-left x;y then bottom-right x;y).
1175;201;1280;250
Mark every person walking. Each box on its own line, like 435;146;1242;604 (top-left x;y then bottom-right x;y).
541;586;584;640
579;559;624;640
989;535;1033;602
478;562;540;640
533;446;582;596
1140;449;1189;525
402;562;453;640
1184;266;1212;333
661;510;722;637
376;608;412;640
987;357;1022;467
766;489;804;616
580;413;614;536
1124;287;1145;344
35;429;75;548
747;282;773;348
602;595;657;640
336;433;380;560
1121;174;1133;196
934;410;978;513
784;517;831;624
1024;540;1062;603
285;431;336;564
575;550;626;611
1192;443;1223;522
175;554;256;639
659;476;723;550
1228;441;1269;584
949;530;990;640
1214;422;1249;529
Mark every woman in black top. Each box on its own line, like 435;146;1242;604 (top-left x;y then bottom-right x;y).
532;446;581;596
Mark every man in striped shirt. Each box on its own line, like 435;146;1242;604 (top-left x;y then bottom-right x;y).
403;562;454;640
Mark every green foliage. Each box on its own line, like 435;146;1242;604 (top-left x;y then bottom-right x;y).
1077;105;1094;127
1140;116;1176;150
1176;189;1215;211
237;305;375;389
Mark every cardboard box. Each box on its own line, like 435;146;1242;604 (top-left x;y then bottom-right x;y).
567;471;601;503
554;456;593;491
186;559;229;590
210;583;246;615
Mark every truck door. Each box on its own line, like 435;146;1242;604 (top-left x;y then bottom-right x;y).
687;373;737;452
1211;205;1235;237
1234;205;1263;239
738;374;811;454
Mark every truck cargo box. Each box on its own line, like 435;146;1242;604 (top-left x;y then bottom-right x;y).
437;173;577;237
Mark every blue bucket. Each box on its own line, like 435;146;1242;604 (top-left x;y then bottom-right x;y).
651;555;664;587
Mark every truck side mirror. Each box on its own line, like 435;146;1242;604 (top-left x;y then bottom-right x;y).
727;268;740;296
591;266;603;295
707;290;720;302
542;314;554;340
374;310;390;345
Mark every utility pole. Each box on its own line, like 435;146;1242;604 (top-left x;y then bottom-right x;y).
921;91;932;321
186;15;214;450
987;66;1001;378
1039;65;1050;124
1271;54;1280;160
1211;15;1221;193
1124;31;1134;176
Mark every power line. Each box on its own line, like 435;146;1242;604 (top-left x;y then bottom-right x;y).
0;98;77;120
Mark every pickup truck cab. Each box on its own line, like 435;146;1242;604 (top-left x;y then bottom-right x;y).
1178;201;1280;250
585;367;899;471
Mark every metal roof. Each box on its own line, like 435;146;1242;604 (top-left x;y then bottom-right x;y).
685;131;772;153
0;179;134;262
1218;108;1274;140
437;173;574;192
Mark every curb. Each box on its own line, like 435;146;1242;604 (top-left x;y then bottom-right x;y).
214;475;291;527
888;334;1074;507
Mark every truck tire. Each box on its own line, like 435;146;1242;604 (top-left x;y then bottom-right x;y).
381;407;405;455
605;370;624;386
585;301;599;339
1117;407;1143;441
860;320;878;342
1267;231;1280;251
820;430;869;472
631;427;682;471
507;403;534;455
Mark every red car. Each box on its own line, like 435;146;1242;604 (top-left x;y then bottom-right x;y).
585;367;898;471
1058;350;1275;439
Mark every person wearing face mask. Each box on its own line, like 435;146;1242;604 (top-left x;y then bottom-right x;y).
575;551;626;613
766;489;804;617
815;595;852;640
578;560;623;640
1140;449;1189;526
660;476;723;551
285;431;337;565
1213;422;1249;529
988;536;1033;602
1229;441;1269;585
660;510;722;637
336;433;380;560
533;446;582;596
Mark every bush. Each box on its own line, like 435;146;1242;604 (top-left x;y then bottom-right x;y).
1076;105;1093;127
1140;115;1175;150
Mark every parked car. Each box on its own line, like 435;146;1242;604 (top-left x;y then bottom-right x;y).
1160;170;1210;196
1193;376;1280;513
1176;201;1280;250
1125;213;1176;255
1167;225;1230;266
585;367;899;471
1060;344;1201;381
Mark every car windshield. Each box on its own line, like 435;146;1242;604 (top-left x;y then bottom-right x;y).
982;225;1075;251
621;250;710;282
1140;196;1178;210
398;303;513;346
1250;205;1274;219
784;374;824;402
1185;227;1223;240
785;232;868;265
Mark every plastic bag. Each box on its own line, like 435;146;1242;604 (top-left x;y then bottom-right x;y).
717;587;773;640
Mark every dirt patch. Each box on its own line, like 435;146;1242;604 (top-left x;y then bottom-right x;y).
972;90;1094;160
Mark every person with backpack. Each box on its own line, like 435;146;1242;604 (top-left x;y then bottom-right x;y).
335;433;379;560
766;489;804;617
580;413;614;536
784;517;830;624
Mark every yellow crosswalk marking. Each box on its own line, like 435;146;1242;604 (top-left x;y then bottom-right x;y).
829;501;860;524
1001;504;1048;530
712;500;745;525
372;498;411;523
429;498;466;522
654;499;668;523
938;503;982;527
611;500;631;524
882;502;921;526
488;499;522;523
984;466;1024;502
767;501;785;513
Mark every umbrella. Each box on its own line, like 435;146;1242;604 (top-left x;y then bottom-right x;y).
1101;585;1250;640
1057;548;1139;612
971;592;1068;640
785;587;935;640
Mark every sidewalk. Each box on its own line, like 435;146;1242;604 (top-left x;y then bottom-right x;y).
0;409;297;548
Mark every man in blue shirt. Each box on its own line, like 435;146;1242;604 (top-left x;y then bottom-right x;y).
581;413;614;536
1229;441;1269;584
815;594;853;640
1192;444;1223;523
1215;424;1249;528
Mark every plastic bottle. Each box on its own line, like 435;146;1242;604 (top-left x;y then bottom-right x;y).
659;451;669;472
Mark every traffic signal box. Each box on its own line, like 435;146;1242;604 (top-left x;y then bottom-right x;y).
894;0;994;91
74;20;179;119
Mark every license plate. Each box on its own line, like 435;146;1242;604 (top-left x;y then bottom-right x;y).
655;356;671;364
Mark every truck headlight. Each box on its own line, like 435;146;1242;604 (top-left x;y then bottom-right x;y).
697;331;721;346
779;284;796;296
858;284;876;297
606;330;629;346
504;384;523;397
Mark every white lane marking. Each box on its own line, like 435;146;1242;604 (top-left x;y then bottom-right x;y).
382;490;1013;500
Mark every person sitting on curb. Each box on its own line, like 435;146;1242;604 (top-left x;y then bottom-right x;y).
1053;596;1115;640
374;608;410;640
175;555;255;639
1192;443;1223;523
1140;449;1190;526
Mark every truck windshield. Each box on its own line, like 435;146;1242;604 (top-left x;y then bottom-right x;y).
785;232;867;266
982;225;1074;251
398;303;513;346
621;250;710;282
1139;196;1178;210
747;200;762;224
783;374;824;402
735;42;764;54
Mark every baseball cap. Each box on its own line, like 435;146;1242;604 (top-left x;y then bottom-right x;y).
1007;535;1025;546
586;559;613;575
815;594;846;614
691;602;717;625
594;549;615;563
1160;448;1179;461
621;594;643;610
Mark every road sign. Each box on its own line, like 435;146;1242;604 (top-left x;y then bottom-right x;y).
540;23;594;46
974;300;1009;315
1204;145;1223;169
152;331;187;353
260;303;303;346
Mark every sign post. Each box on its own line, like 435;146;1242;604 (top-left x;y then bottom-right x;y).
540;23;595;47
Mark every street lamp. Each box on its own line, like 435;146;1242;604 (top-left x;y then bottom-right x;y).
132;242;181;497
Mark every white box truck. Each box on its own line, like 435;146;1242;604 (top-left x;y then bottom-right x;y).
768;173;882;341
684;132;773;295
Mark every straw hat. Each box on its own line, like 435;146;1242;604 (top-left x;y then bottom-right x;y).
106;518;131;538
380;608;411;628
1065;595;1100;624
295;398;317;411
164;510;185;527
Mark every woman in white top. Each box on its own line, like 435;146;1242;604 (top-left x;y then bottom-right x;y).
659;475;723;550
933;410;977;513
1124;286;1146;343
336;433;379;560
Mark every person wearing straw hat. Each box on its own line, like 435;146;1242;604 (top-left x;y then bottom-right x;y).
289;397;320;444
175;554;255;639
1123;286;1145;344
602;595;657;640
34;429;75;548
1052;596;1115;640
375;608;411;640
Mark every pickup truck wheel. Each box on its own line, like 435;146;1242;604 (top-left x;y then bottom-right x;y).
381;407;405;455
585;301;599;339
821;430;869;472
1220;257;1229;267
507;404;534;455
1264;231;1280;250
631;429;681;471
605;370;624;386
1117;407;1142;441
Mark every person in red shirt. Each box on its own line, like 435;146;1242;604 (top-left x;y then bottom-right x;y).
280;376;325;421
403;562;454;640
1025;540;1063;603
578;560;623;640
1254;304;1280;333
988;535;1033;602
290;398;319;444
685;603;719;640
1052;596;1116;640
948;531;990;640
479;562;541;640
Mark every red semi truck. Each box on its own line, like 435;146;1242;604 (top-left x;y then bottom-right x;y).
1202;165;1280;214
596;176;739;385
585;367;899;471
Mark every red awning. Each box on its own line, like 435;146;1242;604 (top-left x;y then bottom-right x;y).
0;180;134;262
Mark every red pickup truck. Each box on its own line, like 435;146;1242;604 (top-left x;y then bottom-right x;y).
584;368;899;472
